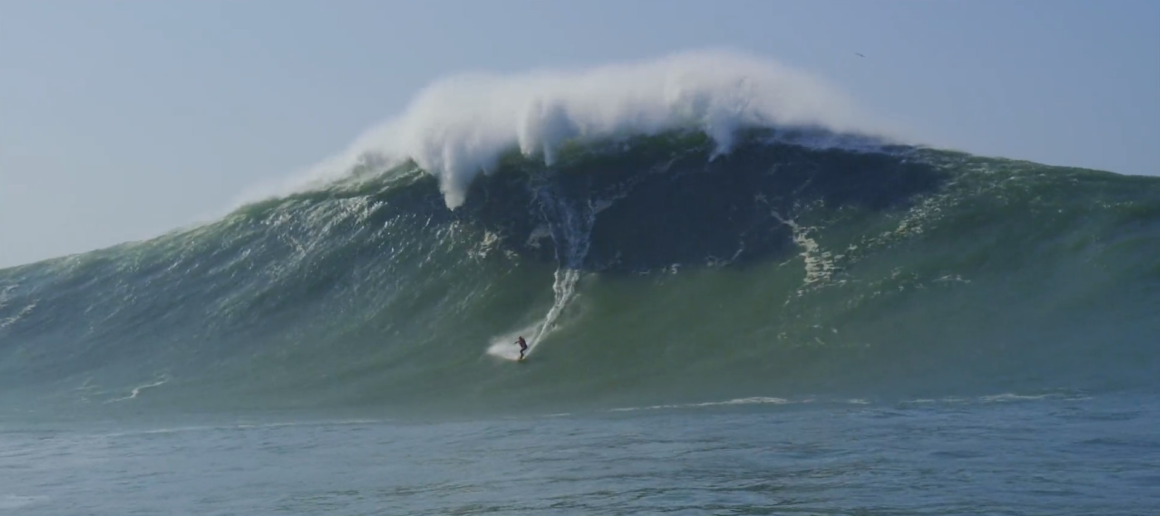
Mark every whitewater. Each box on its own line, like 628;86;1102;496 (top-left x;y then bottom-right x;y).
287;50;892;209
1;51;1158;515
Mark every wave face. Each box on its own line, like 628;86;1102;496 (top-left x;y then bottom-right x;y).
2;127;1157;419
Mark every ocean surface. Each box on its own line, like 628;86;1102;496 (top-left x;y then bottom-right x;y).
2;54;1158;513
2;391;1158;515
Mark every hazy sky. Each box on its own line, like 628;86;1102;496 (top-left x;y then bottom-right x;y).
2;0;1158;268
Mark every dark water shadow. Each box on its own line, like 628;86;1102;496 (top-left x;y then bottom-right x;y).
452;137;949;274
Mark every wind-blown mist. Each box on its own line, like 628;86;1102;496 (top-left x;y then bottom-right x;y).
305;50;887;209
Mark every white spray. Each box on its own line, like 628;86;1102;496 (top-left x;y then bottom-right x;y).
282;49;892;210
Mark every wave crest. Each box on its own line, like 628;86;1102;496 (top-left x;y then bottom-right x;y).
311;50;888;208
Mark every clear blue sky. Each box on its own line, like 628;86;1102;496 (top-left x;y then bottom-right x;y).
2;0;1158;268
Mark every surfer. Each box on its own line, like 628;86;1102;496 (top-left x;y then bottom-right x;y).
516;336;528;360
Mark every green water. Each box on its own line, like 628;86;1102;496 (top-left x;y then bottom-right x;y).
0;134;1157;419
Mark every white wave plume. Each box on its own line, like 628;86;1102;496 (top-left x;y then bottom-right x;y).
308;49;888;209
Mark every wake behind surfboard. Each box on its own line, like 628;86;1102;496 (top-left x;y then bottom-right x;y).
486;333;533;362
486;328;539;362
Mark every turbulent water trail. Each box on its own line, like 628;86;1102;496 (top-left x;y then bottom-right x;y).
770;210;838;296
487;175;598;360
529;180;597;349
105;376;170;404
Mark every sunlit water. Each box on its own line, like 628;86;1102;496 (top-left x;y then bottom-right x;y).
1;391;1156;515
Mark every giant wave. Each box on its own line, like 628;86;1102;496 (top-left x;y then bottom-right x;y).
1;52;1157;420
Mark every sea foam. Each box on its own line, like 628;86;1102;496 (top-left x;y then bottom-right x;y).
303;50;889;209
